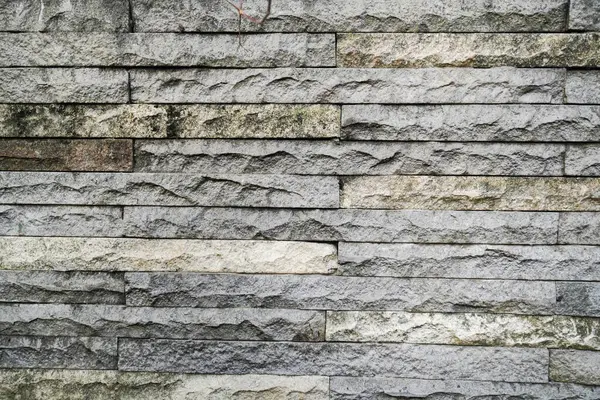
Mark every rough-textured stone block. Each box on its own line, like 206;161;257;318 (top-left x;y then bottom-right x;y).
131;68;565;104
338;33;600;68
0;304;325;341
0;370;330;400
566;71;600;104
0;68;128;103
0;271;124;304
566;145;600;176
559;212;600;244
0;139;132;171
569;0;600;31
132;0;567;33
338;243;600;281
0;0;129;32
119;339;549;382
0;172;338;208
0;206;123;237
330;377;600;400
0;237;337;273
124;208;559;244
135;140;564;176
341;176;600;211
0;336;116;370
551;350;600;385
556;282;600;317
342;105;600;142
0;33;335;67
125;273;556;314
327;311;600;350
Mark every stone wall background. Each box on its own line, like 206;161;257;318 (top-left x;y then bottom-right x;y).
1;0;600;398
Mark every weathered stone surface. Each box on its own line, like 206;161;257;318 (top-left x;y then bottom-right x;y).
119;339;549;382
131;68;564;104
340;176;600;211
0;304;325;341
0;271;124;304
342;105;600;142
0;336;116;369
330;377;600;400
327;311;600;350
551;350;600;385
0;206;123;237
0;237;337;273
135;140;564;176
124;208;559;244
556;282;600;317
566;145;600;176
338;33;600;68
125;273;556;314
0;0;129;32
569;0;600;31
0;370;329;400
0;139;132;171
132;0;567;33
558;212;600;244
0;33;335;67
0;172;338;208
338;243;600;280
566;71;600;104
0;105;167;138
0;68;128;103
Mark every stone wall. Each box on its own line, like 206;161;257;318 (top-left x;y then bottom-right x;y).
1;0;600;398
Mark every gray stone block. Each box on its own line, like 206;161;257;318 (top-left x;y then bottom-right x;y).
566;71;600;104
569;0;600;30
130;68;565;104
556;282;600;317
125;272;556;314
551;350;600;385
118;339;549;382
558;212;600;244
566;145;600;176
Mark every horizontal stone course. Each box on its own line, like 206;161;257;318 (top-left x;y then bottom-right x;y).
130;68;565;104
125;272;556;314
0;237;337;273
566;145;600;176
551;350;600;385
566;71;600;104
559;213;600;244
556;282;600;317
569;0;600;31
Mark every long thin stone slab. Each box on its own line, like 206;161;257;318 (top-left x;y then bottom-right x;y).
551;350;600;385
125;273;556;314
341;105;600;142
0;237;337;273
330;377;600;400
0;304;325;341
135;140;564;176
0;336;117;370
0;68;128;103
559;213;600;245
131;0;567;33
0;139;132;171
0;172;339;208
566;145;600;176
0;370;329;400
0;206;124;237
0;271;124;304
130;68;565;104
338;243;600;280
566;71;600;104
340;176;600;211
0;0;129;32
569;0;600;31
118;339;549;382
327;311;600;350
338;33;600;68
556;282;600;317
123;208;559;244
0;33;335;67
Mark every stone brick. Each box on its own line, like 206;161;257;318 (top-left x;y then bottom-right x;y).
0;304;325;341
118;339;549;382
569;0;600;31
0;139;132;171
556;282;600;317
338;33;600;68
337;243;600;281
565;145;600;176
0;68;128;103
135;140;564;176
0;237;337;273
0;172;339;208
559;212;600;244
551;350;600;385
566;71;600;104
130;68;565;104
340;176;600;211
125;272;556;314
